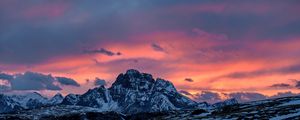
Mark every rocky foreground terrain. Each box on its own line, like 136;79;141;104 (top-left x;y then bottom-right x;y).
1;69;300;119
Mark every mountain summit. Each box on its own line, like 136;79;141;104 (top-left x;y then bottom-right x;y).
62;69;200;114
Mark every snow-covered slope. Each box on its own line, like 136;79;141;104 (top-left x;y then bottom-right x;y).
0;92;63;113
128;95;300;119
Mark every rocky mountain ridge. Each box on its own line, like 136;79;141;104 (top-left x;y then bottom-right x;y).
61;69;204;114
1;69;209;114
0;92;63;113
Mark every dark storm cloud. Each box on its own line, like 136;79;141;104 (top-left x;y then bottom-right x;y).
0;71;82;91
94;77;106;86
56;77;80;87
10;71;62;90
184;78;194;82
84;48;121;56
151;43;165;52
0;73;13;80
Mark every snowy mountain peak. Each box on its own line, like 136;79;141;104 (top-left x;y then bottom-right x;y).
109;70;199;114
49;93;64;104
25;92;46;100
52;93;63;99
112;69;155;92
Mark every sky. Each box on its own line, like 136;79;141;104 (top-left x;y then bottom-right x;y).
1;0;300;103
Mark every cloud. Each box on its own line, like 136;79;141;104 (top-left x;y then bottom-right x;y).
184;78;194;82
1;71;82;91
294;81;300;89
10;71;62;90
84;48;122;56
0;73;13;80
179;90;193;96
1;0;300;66
279;64;300;74
194;91;222;103
94;77;106;86
191;90;300;103
270;83;292;89
270;91;299;98
214;64;300;80
192;91;268;103
56;77;80;87
227;92;267;102
151;43;165;52
0;1;136;64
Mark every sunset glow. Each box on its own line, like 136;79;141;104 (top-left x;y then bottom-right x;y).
1;0;300;103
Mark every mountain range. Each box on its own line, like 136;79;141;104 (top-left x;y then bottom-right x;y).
1;69;300;119
0;69;212;114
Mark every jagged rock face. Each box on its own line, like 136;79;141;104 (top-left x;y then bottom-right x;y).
78;86;110;107
61;94;80;105
60;69;199;114
76;86;118;111
49;93;64;105
62;87;118;111
111;69;155;93
64;69;198;114
108;69;156;113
